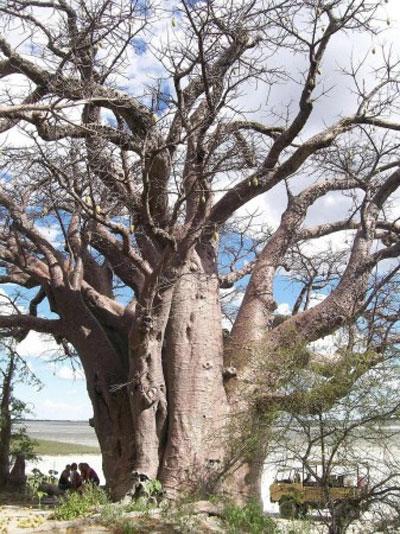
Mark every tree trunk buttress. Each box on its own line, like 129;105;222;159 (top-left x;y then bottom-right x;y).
159;249;229;495
128;289;172;480
55;289;135;500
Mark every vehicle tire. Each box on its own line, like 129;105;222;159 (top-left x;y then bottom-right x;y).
279;498;299;519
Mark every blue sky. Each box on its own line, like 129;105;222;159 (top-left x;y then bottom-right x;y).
15;362;91;420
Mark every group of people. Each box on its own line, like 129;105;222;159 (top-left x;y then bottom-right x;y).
58;462;100;492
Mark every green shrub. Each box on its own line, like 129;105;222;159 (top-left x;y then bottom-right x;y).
99;503;123;526
52;485;109;520
124;496;157;514
141;478;162;498
99;497;158;531
223;500;280;534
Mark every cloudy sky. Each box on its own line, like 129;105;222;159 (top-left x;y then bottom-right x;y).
3;0;400;420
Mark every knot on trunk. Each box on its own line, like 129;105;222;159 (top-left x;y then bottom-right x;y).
189;261;199;272
143;386;159;407
139;314;153;333
134;380;163;408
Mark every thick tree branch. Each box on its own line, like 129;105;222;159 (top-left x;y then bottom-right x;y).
219;260;256;289
0;314;64;335
297;219;359;241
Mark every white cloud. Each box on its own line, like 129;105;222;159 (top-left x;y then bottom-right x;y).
309;326;369;359
0;288;16;314
307;291;327;309
276;302;291;316
301;230;355;256
17;331;60;359
221;287;245;328
51;364;84;381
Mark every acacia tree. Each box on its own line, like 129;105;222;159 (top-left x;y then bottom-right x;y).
1;0;400;500
263;338;400;534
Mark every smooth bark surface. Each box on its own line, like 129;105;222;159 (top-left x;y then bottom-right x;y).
159;249;228;494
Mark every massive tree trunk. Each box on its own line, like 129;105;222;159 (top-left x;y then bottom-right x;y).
159;248;228;495
7;236;374;504
75;344;135;499
50;250;233;501
128;286;172;481
125;245;230;497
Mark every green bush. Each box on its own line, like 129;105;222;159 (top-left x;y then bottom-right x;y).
100;505;146;533
99;503;123;526
223;500;280;534
124;496;157;513
99;499;155;527
52;485;109;520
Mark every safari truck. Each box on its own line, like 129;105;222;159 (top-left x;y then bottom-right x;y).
270;463;369;519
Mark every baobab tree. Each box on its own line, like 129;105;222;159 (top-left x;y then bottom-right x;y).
0;0;400;502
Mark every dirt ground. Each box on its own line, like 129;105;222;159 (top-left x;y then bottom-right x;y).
0;502;383;533
0;505;110;534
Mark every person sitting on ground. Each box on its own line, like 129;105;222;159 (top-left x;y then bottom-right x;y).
58;464;71;491
78;462;86;482
70;462;82;490
79;462;100;486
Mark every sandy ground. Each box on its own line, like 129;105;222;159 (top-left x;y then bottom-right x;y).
0;502;379;533
0;505;51;533
0;505;111;533
0;503;321;534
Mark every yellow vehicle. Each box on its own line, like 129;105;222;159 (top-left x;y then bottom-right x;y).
270;463;369;519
